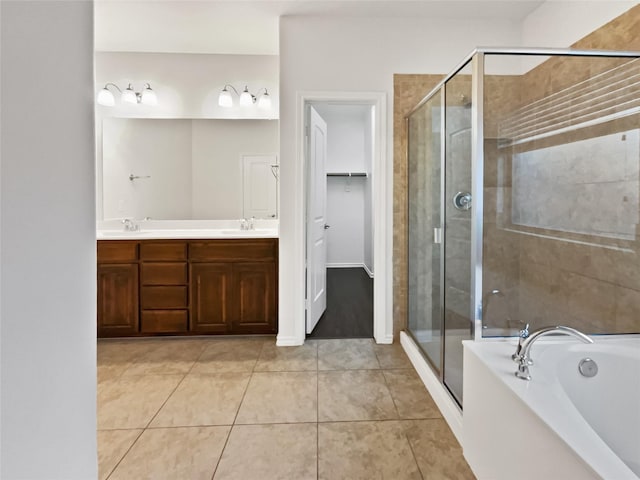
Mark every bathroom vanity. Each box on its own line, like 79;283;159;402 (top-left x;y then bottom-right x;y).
97;235;277;337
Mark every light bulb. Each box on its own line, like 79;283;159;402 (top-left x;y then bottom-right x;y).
257;90;271;109
96;87;115;106
121;84;137;104
239;86;253;107
141;85;157;106
218;88;233;107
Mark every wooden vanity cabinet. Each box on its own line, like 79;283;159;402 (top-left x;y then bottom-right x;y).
97;238;278;337
139;242;189;334
232;261;277;334
97;242;139;337
190;263;234;333
190;239;278;335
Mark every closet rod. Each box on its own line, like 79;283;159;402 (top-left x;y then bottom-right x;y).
326;172;368;177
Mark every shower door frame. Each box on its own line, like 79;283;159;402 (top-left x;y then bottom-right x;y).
405;53;483;397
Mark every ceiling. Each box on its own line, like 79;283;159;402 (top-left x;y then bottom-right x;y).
94;0;545;55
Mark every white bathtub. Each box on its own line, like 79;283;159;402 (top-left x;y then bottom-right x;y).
463;337;640;480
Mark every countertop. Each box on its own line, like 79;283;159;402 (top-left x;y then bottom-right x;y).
96;220;279;240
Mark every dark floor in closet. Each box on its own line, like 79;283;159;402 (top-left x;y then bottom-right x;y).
307;267;373;339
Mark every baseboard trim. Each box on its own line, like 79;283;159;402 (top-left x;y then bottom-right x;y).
400;331;464;446
375;333;393;344
327;263;374;278
363;263;374;278
276;335;304;347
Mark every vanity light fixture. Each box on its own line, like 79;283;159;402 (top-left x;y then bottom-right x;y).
96;82;158;106
257;88;272;109
218;84;271;109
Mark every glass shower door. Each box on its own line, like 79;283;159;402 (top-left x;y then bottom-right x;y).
443;69;473;405
407;90;443;372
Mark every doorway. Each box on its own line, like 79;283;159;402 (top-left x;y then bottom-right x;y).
304;99;377;338
277;91;388;347
305;102;376;339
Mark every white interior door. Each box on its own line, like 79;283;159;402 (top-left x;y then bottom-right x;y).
242;154;277;219
306;106;328;334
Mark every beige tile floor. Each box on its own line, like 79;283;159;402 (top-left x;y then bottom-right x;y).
98;337;475;480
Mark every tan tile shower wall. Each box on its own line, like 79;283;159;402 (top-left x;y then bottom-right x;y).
393;5;640;336
502;6;639;333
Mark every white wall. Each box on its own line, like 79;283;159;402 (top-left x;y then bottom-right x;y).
1;1;97;478
95;1;280;55
317;106;367;172
95;51;279;219
277;15;522;345
326;178;366;266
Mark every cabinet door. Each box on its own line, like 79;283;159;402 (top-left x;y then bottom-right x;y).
190;263;233;333
97;263;139;337
232;262;277;334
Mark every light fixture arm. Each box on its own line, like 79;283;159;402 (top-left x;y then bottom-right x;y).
103;82;122;93
223;84;240;96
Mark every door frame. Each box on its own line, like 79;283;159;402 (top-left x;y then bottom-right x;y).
277;90;390;345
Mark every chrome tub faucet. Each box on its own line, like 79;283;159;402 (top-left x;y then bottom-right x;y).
512;325;593;380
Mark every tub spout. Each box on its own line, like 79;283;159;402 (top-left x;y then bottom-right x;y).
513;326;593;380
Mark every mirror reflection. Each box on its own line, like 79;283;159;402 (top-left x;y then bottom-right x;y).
101;118;279;220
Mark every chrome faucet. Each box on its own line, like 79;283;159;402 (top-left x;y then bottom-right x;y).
240;217;255;231
511;323;530;362
513;326;593;380
121;218;139;232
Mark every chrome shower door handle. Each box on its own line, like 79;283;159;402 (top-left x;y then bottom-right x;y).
453;191;472;210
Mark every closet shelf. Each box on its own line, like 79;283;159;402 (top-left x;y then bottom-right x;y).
326;172;368;177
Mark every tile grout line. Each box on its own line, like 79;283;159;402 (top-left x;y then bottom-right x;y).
210;426;233;480
380;369;402;420
104;428;146;480
141;343;208;430
374;346;404;424
404;428;426;480
210;340;265;480
204;418;437;427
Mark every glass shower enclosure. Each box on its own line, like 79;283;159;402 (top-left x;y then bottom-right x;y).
407;48;640;407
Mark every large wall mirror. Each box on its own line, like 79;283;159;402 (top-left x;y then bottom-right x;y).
101;118;279;220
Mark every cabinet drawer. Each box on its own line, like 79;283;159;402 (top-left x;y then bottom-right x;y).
97;241;138;263
141;310;188;333
141;286;188;309
140;242;187;261
190;240;277;262
141;263;187;285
